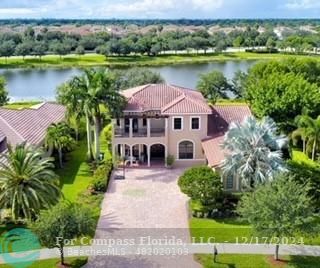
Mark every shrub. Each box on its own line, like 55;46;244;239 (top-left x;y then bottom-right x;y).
90;159;113;193
178;166;223;207
103;124;112;144
166;155;175;167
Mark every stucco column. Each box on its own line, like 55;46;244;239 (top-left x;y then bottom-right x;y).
236;175;240;191
165;117;169;165
120;144;124;158
147;145;150;167
139;144;142;161
112;144;116;165
129;118;133;138
147;118;151;137
130;145;133;166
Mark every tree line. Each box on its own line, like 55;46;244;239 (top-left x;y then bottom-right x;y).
1;18;320;27
1;24;320;59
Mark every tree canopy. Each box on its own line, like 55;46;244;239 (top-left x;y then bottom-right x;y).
197;70;232;103
244;59;320;131
31;202;94;265
178;166;223;206
0;76;9;106
237;174;317;260
112;68;164;90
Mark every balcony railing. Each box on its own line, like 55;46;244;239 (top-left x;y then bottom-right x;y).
114;128;129;137
132;128;147;137
150;128;165;137
114;127;165;138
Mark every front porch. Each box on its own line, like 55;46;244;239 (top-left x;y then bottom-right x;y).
114;143;167;167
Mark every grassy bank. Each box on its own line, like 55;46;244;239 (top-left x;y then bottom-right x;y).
0;257;87;268
3;101;41;109
0;52;319;69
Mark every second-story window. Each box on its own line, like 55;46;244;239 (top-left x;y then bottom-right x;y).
116;119;120;126
173;117;182;130
191;117;200;130
142;118;147;126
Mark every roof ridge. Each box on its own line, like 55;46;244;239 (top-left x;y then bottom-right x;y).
0;116;25;142
131;84;151;97
183;92;212;113
161;94;186;113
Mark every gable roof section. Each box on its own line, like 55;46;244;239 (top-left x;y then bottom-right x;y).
202;104;252;167
0;102;66;147
121;84;211;114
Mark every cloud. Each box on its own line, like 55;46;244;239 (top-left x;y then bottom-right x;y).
285;0;320;9
191;0;223;11
0;8;35;15
99;0;224;17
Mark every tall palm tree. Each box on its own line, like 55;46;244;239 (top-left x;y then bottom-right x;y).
0;143;61;221
57;68;126;161
45;122;75;168
221;116;288;189
294;115;320;161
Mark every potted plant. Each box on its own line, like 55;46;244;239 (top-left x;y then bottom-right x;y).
166;155;175;168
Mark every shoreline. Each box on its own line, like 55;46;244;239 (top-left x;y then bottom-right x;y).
0;52;318;70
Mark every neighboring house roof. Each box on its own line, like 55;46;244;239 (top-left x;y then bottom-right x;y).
0;102;66;147
0;129;5;143
202;104;252;167
121;84;212;114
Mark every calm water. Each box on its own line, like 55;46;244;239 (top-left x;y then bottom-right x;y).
0;60;257;102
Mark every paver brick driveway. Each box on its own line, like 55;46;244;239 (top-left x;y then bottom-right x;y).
86;167;201;268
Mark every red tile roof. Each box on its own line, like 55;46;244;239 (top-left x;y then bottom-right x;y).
202;104;252;167
0;102;66;147
121;84;211;114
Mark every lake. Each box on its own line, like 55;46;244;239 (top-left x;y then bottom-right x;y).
0;60;257;102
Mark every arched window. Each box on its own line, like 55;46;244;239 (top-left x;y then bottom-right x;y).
178;141;194;159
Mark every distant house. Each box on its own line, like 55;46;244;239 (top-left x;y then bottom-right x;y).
0;102;66;155
112;84;251;190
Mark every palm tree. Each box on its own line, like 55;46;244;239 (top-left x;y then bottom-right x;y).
221;116;288;189
67;114;85;142
0;143;61;221
57;68;126;161
292;117;308;154
45;122;75;168
294;115;320;161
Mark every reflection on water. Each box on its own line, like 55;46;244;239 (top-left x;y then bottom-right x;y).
0;60;257;102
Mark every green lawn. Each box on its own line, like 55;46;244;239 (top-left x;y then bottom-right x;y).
56;140;92;202
190;217;320;245
0;257;87;268
195;254;320;268
190;218;252;243
0;52;319;68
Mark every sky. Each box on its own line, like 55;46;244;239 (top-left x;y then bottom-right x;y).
0;0;319;19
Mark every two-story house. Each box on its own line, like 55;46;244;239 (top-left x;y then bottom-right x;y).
112;84;252;189
112;84;212;167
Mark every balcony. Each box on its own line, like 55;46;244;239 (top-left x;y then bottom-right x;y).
114;128;129;138
114;127;165;138
150;128;165;137
133;128;147;137
114;117;167;139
